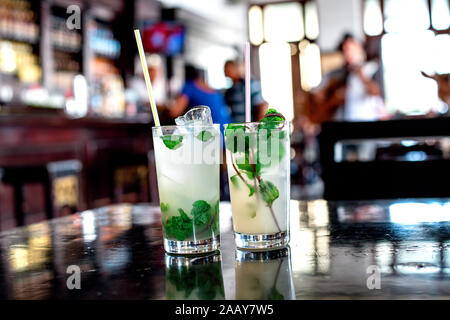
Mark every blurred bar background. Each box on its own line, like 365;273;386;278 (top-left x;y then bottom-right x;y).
0;0;449;230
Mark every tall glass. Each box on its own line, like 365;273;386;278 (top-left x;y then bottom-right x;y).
152;124;221;254
224;121;290;250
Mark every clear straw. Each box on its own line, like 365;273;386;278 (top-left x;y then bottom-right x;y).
245;41;251;123
134;29;160;127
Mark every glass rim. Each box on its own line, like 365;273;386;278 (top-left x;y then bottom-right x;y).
223;121;290;130
152;123;221;130
223;121;287;126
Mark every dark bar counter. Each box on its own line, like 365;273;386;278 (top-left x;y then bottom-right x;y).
0;113;153;168
0;199;449;300
0;113;155;227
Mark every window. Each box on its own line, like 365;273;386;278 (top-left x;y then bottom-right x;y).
259;42;294;120
248;1;321;120
263;2;304;42
431;0;450;30
248;6;264;46
363;0;383;36
299;40;322;91
363;0;450;115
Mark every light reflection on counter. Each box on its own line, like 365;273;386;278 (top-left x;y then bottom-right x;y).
291;200;330;276
0;200;449;300
389;202;450;224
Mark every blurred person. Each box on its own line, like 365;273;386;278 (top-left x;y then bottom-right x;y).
306;34;386;124
170;65;232;201
170;65;232;126
223;60;267;122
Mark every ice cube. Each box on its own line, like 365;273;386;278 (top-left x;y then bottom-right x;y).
175;106;212;126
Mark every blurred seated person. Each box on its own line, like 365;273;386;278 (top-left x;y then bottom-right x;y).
170;65;232;126
224;60;267;122
306;34;387;124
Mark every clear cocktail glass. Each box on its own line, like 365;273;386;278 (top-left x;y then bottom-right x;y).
152;124;221;254
224;120;290;250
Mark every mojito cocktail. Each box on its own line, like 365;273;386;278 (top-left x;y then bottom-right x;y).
152;122;221;254
224;109;290;250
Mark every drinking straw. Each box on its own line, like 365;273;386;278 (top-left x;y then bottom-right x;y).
134;29;160;127
245;41;251;123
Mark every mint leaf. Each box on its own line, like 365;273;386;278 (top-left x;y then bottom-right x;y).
178;208;190;221
236;153;261;176
267;287;284;300
230;175;240;188
231;174;254;196
236;163;261;177
248;184;255;197
260;108;285;124
165;214;193;241
196;130;213;142
191;200;211;226
259;180;279;207
257;108;287;168
258;108;285;133
161;135;183;150
164;208;193;240
161;202;169;212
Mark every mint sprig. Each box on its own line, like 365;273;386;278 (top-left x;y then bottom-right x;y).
226;108;286;232
259;180;279;207
230;175;240;188
163;200;219;240
164;209;193;241
191;200;211;226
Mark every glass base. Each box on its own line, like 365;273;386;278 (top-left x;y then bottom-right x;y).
234;231;289;251
164;235;220;255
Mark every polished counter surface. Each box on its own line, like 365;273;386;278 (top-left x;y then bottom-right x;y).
0;200;449;300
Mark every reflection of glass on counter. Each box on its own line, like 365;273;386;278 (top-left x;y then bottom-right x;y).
235;247;295;300
165;253;225;300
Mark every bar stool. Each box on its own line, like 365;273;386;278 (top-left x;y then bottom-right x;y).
0;160;82;230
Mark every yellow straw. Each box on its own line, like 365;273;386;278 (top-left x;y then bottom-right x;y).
134;29;160;127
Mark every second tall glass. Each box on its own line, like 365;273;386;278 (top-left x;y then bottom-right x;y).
224;121;290;250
